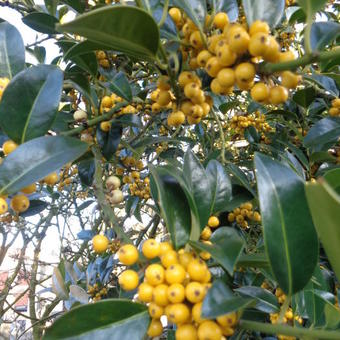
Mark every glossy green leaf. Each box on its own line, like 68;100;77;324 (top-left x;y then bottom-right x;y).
0;21;25;78
0;136;88;195
149;165;191;249
304;117;340;148
173;0;206;30
302;266;329;326
305;74;338;97
20;200;48;217
324;168;340;194
212;0;238;22
104;71;132;102
235;286;280;313
242;0;285;27
45;0;57;16
22;12;59;34
206;160;232;214
292;87;316;108
225;185;254;211
227;163;256;197
43;299;150;340
236;253;270;269
51;267;69;300
96;124;123;161
190;227;244;275
63;40;111;60
310;151;337;163
78;157;95;187
61;0;86;13
183;151;212;234
202;279;254;318
255;153;318;295
310;22;340;51
297;0;328;17
69;285;89;304
57;6;160;61
306;180;340;281
0;65;63;144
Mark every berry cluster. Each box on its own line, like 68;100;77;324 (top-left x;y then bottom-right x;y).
228;111;273;140
0;141;60;216
87;283;108;302
227;202;261;229
116;239;238;339
96;50;110;68
329;98;340;117
105;175;124;205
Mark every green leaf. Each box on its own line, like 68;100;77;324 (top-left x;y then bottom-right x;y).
206;160;232;214
212;0;238;22
310;22;340;51
45;0;58;16
202;279;254;318
225;185;254;211
20;200;48;217
254;153;318;295
43;299;150;340
104;71;132;102
242;0;285;28
0;136;88;195
0;21;25;78
292;87;316;108
0;65;63;144
190;227;244;275
310;151;337;163
52;267;69;300
324;168;340;194
304;117;340;148
22;12;59;35
183;150;212;235
96;123;123;161
235;286;280;313
77;157;95;187
297;0;328;17
306;180;340;281
61;0;86;13
236;253;270;269
131;136;193;148
227;163;256;197
305;74;338;97
172;0;206;30
57;6;160;61
149;165;191;249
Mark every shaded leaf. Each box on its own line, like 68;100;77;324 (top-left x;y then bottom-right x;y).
22;12;59;34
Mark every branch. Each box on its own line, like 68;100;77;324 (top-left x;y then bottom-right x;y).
260;48;340;74
239;320;340;339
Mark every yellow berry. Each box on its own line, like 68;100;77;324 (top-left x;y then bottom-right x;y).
197;320;222;340
145;264;165;286
138;282;153;302
332;98;340;108
118;269;139;291
205;57;222;77
168;303;191;324
168;111;185;127
20;183;36;195
44;172;59;186
148;302;163;319
228;28;250;55
159;241;173;255
169;7;182;24
165;263;186;284
142;238;161;259
176;323;198;340
216;68;235;88
10;194;29;213
147;319;163;337
200;226;212;240
190;30;204;49
248;32;269;57
208;216;220;228
263;36;280;62
118;244;139;265
213;12;229;29
185;281;205;303
157;75;171;90
157;90;172;107
100;121;111;132
106;175;121;190
167;283;185;303
184;82;201;99
269;85;289;104
249;20;270;36
197;50;213;67
216;311;238;327
281;71;301;89
235;62;256;84
73;109;87;121
178;71;196;88
152;283;169;306
279;50;295;62
161;250;179;268
330;107;340;116
251;82;270;102
101;95;113;108
92;235;109;253
0;197;8;215
192;302;205;324
187;259;208;282
2;140;18;155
